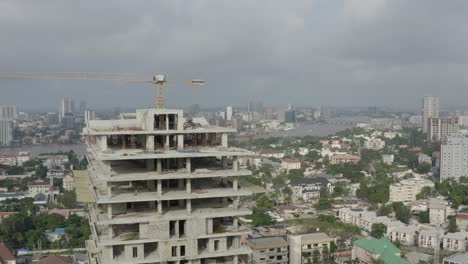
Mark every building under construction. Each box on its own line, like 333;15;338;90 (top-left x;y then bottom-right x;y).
83;108;253;264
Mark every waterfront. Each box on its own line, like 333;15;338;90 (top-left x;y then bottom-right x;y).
0;143;87;158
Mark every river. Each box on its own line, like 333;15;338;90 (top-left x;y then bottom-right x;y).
0;144;87;158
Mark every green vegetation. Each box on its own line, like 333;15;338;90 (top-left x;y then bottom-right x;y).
371;223;387;239
416;162;431;174
249;208;275;227
0;213;90;249
392;202;411;224
57;191;78;209
436;180;468;208
418;210;430;223
447;216;459;233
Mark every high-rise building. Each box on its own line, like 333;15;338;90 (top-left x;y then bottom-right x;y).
226;106;233;122
441;137;468;181
0;105;17;120
427;117;459;142
422;96;439;133
59;97;74;124
47;112;59;125
0;120;13;147
84;108;253;264
79;100;87;113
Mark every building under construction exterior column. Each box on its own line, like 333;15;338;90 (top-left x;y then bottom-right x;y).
83;108;253;264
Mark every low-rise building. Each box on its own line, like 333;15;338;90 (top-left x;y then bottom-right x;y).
0;242;16;264
418;153;432;165
429;198;452;225
289;177;332;203
62;173;75;191
387;226;418;246
455;213;468;231
418;229;443;249
256;150;285;159
289;232;333;264
364;138;386;150
247;236;289;264
27;179;50;196
0;212;17;223
330;154;361;165
389;178;435;203
0;155;16;166
281;158;301;171
443;231;468;252
352;237;408;264
382;154;394;165
443;252;468;264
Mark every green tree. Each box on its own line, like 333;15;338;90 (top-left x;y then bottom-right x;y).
447;216;459;233
57;191;77;209
315;198;333;210
416;186;437;200
371;223;387;239
392;202;411;224
418;210;430;223
416;162;431;174
250;208;275;227
322;245;331;264
256;195;273;210
377;204;393;216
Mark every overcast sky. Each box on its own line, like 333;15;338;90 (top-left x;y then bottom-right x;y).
1;0;468;111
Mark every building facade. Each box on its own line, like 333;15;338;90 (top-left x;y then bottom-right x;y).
0;120;13;147
84;108;253;264
427;117;459;142
288;233;333;264
389;178;435;203
422;96;439;133
247;237;288;264
440;137;468;181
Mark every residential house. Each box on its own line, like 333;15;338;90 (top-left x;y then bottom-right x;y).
418;229;443;249
382;154;394;165
389;178;435;203
429;198;452;225
28;179;50;196
289;233;333;264
44;228;66;242
0;212;16;223
0;155;16;166
387;226;418;246
330;154;361;165
281;158;301;171
247;236;289;264
455;213;468;231
256;150;285;159
352;237;408;264
62;173;75;191
0;242;16;264
443;231;468;251
289;177;333;203
364;138;386;150
443;252;468;264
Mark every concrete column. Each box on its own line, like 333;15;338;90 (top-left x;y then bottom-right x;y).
157;180;162;195
175;220;180;238
234;197;239;210
166;114;169;130
165;135;169;150
186;158;191;173
109;247;113;262
186;199;192;213
122;135;126;149
146;135;154;150
233;255;239;264
233;177;238;191
107;204;112;219
107;184;112;198
177;134;184;149
157;159;162;174
206;218;213;234
186;178;191;194
233;218;239;230
157;201;162;214
233;156;239;171
221;133;228;147
108;225;114;239
146;159;155;171
100;136;108;151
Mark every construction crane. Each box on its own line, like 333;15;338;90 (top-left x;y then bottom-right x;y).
0;72;204;109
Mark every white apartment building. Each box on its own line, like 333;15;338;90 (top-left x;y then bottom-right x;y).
247;237;289;264
364;138;385;150
387;226;418;246
281;158;301;171
389;178;435;203
418;229;443;249
0;105;17;120
422;96;439;133
63;173;75;191
441;137;468;181
288;233;333;264
382;154;394;165
443;231;468;252
28;179;50;196
337;208;404;234
330;154;361;165
0;120;13;147
429;198;452;225
427;117;459;142
418;154;432;165
84;108;253;264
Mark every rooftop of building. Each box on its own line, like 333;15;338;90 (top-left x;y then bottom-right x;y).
379;251;410;264
354;237;400;255
36;255;71;264
248;236;288;249
444;252;468;263
0;242;15;262
443;231;468;240
289;177;330;186
292;232;333;243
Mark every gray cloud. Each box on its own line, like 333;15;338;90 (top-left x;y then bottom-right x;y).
1;0;468;110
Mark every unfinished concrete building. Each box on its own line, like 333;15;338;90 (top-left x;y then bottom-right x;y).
84;109;253;264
